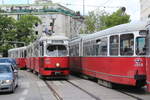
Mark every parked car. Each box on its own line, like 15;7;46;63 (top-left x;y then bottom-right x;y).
0;63;18;93
0;58;18;70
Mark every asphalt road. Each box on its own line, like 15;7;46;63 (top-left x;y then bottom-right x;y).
1;70;150;100
0;70;56;100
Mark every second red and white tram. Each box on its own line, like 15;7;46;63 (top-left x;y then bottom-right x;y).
26;34;69;79
69;21;147;88
146;20;150;92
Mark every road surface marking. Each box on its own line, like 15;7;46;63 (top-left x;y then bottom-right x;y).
22;89;28;96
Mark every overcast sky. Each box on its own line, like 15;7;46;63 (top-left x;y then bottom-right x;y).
52;0;140;21
0;0;140;21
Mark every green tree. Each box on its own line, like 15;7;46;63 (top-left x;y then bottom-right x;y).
0;14;41;57
103;9;130;29
16;15;42;45
0;14;17;56
83;8;130;33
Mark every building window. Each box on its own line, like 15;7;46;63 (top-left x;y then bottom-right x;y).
35;31;38;35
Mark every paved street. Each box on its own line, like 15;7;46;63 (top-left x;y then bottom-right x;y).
1;70;150;100
0;70;56;100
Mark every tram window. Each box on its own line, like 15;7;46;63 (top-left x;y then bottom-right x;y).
39;42;44;56
110;35;119;55
58;45;68;56
69;46;73;56
75;44;79;56
97;37;108;56
120;34;134;56
24;50;27;57
136;37;146;55
47;45;67;56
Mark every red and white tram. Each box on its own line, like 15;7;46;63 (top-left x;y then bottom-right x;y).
69;21;147;88
146;20;150;91
8;46;27;69
26;34;69;79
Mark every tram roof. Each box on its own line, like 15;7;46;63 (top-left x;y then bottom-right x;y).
82;21;147;40
8;46;27;52
38;34;69;41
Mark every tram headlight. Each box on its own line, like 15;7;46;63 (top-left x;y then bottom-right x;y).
56;63;60;67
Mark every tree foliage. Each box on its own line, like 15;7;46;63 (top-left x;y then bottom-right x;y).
83;8;130;34
16;15;42;45
0;14;41;56
0;14;16;56
104;9;130;29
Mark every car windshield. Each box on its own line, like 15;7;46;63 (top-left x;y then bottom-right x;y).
0;65;11;73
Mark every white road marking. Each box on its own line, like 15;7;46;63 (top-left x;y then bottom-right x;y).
22;89;29;96
21;82;30;88
52;81;64;85
37;81;46;87
19;97;25;100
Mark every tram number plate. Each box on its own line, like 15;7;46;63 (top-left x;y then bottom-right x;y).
55;72;61;75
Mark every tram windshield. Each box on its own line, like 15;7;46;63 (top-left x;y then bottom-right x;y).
136;37;146;55
46;45;68;56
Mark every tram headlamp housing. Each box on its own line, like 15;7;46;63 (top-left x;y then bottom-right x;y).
56;63;60;67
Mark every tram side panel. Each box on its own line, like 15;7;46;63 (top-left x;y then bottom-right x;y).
34;57;40;73
69;57;82;74
146;58;150;91
69;40;82;74
146;25;150;92
17;58;26;69
82;57;146;86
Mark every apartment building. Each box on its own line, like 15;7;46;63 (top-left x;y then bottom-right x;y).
0;0;84;38
140;0;150;20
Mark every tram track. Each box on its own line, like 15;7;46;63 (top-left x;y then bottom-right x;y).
66;80;101;100
44;80;101;100
44;81;63;100
116;89;143;100
44;79;144;100
67;80;144;100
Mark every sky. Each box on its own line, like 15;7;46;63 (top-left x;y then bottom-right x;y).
0;0;140;21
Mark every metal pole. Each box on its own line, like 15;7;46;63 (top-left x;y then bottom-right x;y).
83;0;85;16
27;0;29;4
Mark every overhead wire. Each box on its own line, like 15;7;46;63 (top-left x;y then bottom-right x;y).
60;2;121;8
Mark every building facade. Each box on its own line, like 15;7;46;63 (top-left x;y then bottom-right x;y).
0;1;84;38
140;0;150;20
